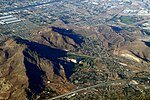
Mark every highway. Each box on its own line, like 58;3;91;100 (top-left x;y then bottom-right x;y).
0;0;61;13
48;79;128;100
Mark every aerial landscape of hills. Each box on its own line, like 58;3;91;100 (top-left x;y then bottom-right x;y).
0;0;150;100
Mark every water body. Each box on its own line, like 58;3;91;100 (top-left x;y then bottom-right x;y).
0;0;61;13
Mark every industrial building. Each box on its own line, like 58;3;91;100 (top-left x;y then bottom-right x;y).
0;15;21;25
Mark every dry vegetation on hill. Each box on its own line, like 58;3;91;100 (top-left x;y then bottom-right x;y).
0;24;150;99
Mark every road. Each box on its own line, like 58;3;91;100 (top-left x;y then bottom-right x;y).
48;79;128;100
120;13;150;17
0;0;61;13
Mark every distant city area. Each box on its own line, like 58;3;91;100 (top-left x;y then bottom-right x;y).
0;0;150;42
0;0;150;26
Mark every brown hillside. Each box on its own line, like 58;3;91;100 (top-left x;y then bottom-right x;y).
0;37;75;100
